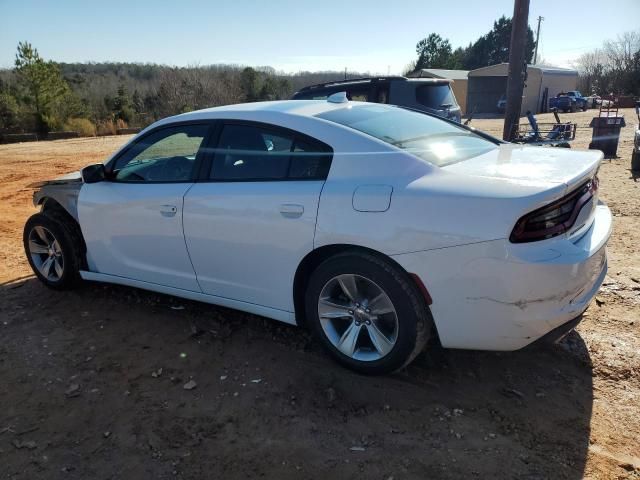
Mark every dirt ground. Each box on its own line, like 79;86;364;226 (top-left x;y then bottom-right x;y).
1;108;639;479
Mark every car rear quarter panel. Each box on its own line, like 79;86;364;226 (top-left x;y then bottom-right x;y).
314;154;568;256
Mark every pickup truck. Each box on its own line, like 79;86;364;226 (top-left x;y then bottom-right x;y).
549;91;588;112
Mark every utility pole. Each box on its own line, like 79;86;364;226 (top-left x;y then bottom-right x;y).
344;67;347;81
533;15;544;64
502;0;531;142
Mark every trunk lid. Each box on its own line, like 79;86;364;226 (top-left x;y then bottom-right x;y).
442;143;602;192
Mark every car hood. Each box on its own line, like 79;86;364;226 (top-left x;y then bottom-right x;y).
27;170;82;189
442;143;602;192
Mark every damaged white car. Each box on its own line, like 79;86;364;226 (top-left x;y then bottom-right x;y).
24;97;611;374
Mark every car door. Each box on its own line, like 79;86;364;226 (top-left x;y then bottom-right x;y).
78;123;212;291
183;121;332;312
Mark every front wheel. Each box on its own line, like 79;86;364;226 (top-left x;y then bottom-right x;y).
23;212;83;289
305;252;432;374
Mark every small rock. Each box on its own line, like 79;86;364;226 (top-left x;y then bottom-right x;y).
151;368;163;378
250;379;262;384
488;433;497;439
65;384;80;397
595;297;605;307
619;462;635;472
453;408;464;416
501;388;524;399
325;387;337;403
349;446;366;452
183;380;197;390
103;431;111;438
12;440;37;450
233;392;239;397
535;392;546;398
220;375;228;381
170;305;185;310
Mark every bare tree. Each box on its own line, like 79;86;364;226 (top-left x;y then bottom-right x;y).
574;30;640;96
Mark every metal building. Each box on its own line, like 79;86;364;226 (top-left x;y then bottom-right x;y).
467;63;578;114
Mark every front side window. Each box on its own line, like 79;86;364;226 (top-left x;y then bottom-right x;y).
317;104;496;167
113;125;208;182
211;124;332;181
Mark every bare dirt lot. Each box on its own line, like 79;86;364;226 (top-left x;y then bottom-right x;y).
1;109;639;479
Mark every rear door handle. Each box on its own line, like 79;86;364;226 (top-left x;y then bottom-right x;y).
159;204;177;217
279;203;304;218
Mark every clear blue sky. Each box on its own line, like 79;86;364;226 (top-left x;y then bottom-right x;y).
1;0;638;73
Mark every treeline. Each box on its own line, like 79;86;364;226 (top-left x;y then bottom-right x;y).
574;31;640;96
0;42;358;135
409;16;535;72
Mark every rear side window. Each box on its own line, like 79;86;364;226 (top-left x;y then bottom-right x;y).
210;124;332;181
293;90;332;100
289;139;332;179
416;84;458;108
294;83;371;101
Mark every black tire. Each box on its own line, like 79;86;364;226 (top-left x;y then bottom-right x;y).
305;251;432;375
570;104;576;113
23;212;83;290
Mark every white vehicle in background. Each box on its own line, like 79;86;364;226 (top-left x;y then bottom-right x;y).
24;95;611;374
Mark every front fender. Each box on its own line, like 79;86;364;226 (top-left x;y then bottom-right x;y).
32;176;83;221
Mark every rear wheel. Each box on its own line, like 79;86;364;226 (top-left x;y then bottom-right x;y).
305;251;432;374
23;212;83;289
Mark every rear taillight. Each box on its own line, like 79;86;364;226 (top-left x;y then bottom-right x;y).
510;176;598;243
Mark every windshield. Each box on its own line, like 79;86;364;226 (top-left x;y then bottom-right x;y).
316;104;497;167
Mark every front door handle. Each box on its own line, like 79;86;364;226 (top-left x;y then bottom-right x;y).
159;204;177;217
279;203;304;218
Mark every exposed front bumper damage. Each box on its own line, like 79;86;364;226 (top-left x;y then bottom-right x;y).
392;203;612;351
31;171;82;221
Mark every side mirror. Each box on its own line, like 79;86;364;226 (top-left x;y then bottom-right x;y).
81;164;106;184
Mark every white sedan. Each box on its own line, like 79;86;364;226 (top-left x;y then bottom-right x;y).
24;95;612;374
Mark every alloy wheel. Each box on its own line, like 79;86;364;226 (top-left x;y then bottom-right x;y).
318;274;399;362
28;225;64;282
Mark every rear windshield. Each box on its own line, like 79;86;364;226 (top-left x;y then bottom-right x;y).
316;104;497;167
416;84;458;108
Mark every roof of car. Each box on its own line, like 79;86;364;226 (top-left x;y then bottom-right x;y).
409;69;469;80
154;100;371;127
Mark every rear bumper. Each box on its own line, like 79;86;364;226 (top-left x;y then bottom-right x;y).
527;314;583;347
392;203;612;351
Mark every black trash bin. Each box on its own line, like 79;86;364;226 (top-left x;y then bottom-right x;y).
589;115;626;158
